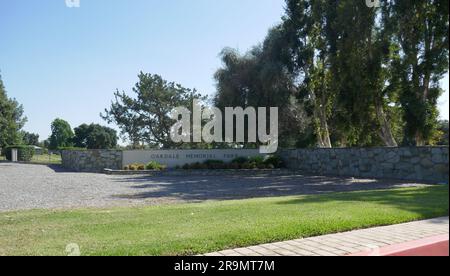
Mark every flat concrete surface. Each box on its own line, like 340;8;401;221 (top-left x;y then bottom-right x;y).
0;163;431;212
203;217;450;256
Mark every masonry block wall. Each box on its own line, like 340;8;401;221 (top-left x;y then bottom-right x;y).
280;147;449;183
61;150;123;172
61;147;449;183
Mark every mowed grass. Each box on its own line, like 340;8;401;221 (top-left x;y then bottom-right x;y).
0;154;61;164
0;185;448;256
30;154;61;165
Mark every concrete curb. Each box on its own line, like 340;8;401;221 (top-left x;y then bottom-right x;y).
103;168;295;177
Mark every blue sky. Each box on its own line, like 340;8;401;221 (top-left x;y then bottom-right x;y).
0;0;448;142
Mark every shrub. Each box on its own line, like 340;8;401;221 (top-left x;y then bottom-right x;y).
257;163;267;170
264;155;284;168
191;162;208;170
228;162;241;170
128;163;145;171
179;156;283;171
241;162;253;170
146;161;165;171
204;160;225;170
123;166;130;171
248;156;265;166
231;156;248;164
4;145;35;162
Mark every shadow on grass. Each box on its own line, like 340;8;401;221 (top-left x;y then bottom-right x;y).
275;186;449;220
111;174;435;202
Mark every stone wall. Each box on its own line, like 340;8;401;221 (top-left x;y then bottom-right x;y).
61;150;123;172
122;149;265;168
280;147;449;183
61;147;449;182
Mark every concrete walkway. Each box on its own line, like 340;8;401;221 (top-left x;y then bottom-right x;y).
204;217;449;256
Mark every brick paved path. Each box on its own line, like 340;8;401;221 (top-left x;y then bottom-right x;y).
204;217;449;256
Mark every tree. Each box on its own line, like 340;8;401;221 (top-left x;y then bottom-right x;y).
331;0;400;147
49;119;74;150
102;72;206;149
213;0;448;148
214;26;311;148
0;74;27;148
391;0;449;145
21;131;40;146
282;0;404;147
436;120;449;145
73;123;118;149
283;0;335;148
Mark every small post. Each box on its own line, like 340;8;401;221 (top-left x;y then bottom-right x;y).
11;148;18;162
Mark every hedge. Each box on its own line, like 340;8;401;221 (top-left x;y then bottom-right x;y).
181;155;285;170
3;145;35;162
58;147;88;151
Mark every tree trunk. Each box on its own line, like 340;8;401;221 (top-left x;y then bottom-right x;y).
375;99;398;147
315;105;332;148
319;108;332;148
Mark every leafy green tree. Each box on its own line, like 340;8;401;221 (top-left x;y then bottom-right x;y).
102;72;206;149
332;0;400;147
214;41;310;149
0;74;27;148
391;0;449;145
283;0;402;147
21;131;40;146
72;124;90;148
49;118;74;150
283;0;335;148
73;123;118;149
436;120;449;145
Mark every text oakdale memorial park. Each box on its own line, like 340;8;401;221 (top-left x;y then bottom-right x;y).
170;100;279;154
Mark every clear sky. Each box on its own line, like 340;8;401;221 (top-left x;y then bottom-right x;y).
0;0;448;142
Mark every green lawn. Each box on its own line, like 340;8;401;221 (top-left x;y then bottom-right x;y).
30;154;61;165
0;185;448;256
0;154;61;164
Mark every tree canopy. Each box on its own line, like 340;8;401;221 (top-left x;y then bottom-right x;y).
102;72;206;149
21;131;40;146
212;0;449;148
0;74;27;148
98;1;448;149
49;118;74;150
73;123;118;149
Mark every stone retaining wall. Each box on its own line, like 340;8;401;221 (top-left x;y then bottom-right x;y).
61;147;449;183
61;150;123;172
280;147;449;183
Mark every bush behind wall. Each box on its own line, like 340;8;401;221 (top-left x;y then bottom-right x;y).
3;145;35;162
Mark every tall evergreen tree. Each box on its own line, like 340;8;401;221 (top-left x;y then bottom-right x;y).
102;72;206;149
0;74;27;148
391;0;449;145
283;0;335;148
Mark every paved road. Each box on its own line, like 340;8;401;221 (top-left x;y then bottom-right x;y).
0;163;430;212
